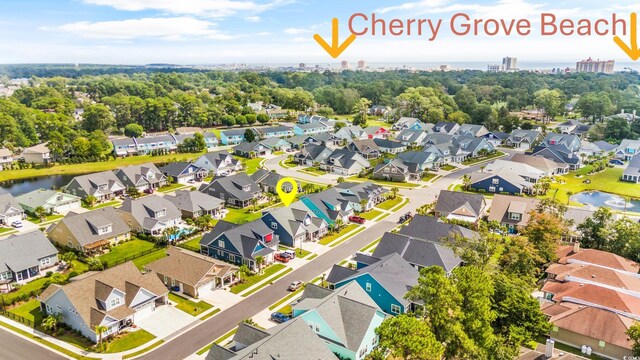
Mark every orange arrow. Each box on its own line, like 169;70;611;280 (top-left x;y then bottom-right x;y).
313;18;357;59
614;12;640;61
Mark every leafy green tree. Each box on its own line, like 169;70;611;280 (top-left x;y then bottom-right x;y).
452;266;496;351
577;207;613;250
221;114;236;127
244;129;256;143
71;137;90;157
94;325;108;351
534;89;566;122
34;206;48;222
42;314;60;334
627;321;640;356
256;113;270;124
124;123;144;138
82;104;115;132
352;98;371;126
245;114;257;125
375;315;444;360
605;117;636;142
520;211;566;263
454;87;478;115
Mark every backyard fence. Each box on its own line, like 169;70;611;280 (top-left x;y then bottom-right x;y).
0;308;35;328
103;246;167;269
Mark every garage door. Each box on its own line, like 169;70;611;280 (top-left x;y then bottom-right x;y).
134;302;155;320
519;142;529;149
56;201;80;213
199;278;217;293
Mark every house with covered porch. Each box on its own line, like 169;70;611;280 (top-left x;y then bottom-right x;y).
261;207;328;248
0;231;58;291
164;190;225;219
63;171;126;202
145;247;238;298
117;196;182;237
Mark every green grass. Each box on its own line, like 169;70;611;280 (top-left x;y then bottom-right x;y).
26;214;64;224
545;167;640;204
0;321;99;360
268;287;305;310
299;167;327;175
230;264;287;294
97;239;158;267
168;293;213;316
199;308;221;321
347;176;419;188
441;164;457;171
330;227;366;247
461;151;505;165
366;118;391;129
376;196;403;210
179;236;203;252
236;157;264;175
360;238;381;253
224;207;263;225
87;200;121;210
2;277;50;305
280;159;298;168
0;227;17;235
132;249;167;270
0;152;205;183
122;340;165;359
390;197;410;212
360;209;383;220
196;328;237;355
158;183;188;193
306;254;318;260
242;268;293;297
8;299;43;324
276;304;293;316
104;330;156;353
278;245;311;258
421;172;437;182
318;224;360;245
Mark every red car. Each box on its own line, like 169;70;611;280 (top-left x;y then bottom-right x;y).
349;215;366;224
274;253;290;263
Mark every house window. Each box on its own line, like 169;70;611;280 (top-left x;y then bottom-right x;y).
365;282;372;292
41;257;51;266
509;212;522;221
229;254;236;262
489;186;496;192
271;222;278;230
0;272;10;281
390;304;401;314
492;178;499;185
218;240;225;249
110;298;121;308
56;305;62;313
164;275;168;284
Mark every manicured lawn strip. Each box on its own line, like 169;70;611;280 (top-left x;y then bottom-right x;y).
360;238;381;253
122;340;165;359
235;157;264;175
26;214;64;224
461;151;505;165
376;213;390;222
97;240;158;267
132;249;167;270
306;254;318;260
230;264;287;294
279;159;297;169
0;152;205;183
0;320;99;360
346;176;419;188
360;209;383;220
88;200;121;210
338;259;349;266
179;235;203;252
330;227;366;247
104;330;156;353
276;303;293;316
168;293;213;316
242;268;293;297
0;227;17;235
199;308;221;321
377;196;402;210
268;287;305;311
196;328;238;355
318;224;360;245
278;245;311;258
441;164;456;171
158;183;188;193
366;119;391;129
389;197;410;212
299;167;327;175
224;207;262;225
421;172;437;182
8;299;42;324
544;167;640;204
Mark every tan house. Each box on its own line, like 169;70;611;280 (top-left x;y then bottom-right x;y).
47;207;131;255
145;247;239;298
487;194;541;234
22;143;51;164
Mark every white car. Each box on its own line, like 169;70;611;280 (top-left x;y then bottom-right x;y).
11;220;23;228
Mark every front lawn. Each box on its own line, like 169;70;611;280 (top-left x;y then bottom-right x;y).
168;293;213;316
236;157;264;175
376;196;403;210
280;159;298;168
97;239;158;267
441;164;457;171
319;224;360;245
461;151;505;165
26;214;64;224
545;167;640;204
346;176;420;188
104;330;156;353
422;172;437;182
132;249;167;270
299;167;327;175
278;245;311;258
87;200;121;210
224;207;262;225
0;227;16;235
159;183;188;193
230;264;287;294
8;299;43;324
360;210;383;220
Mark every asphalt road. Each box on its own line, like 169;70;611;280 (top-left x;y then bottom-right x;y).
0;328;68;360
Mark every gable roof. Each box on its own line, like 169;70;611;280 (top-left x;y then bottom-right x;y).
373;138;406;149
0;231;58;273
487;194;541;226
65;171;125;196
559;248;640;273
164;190;224;213
250;169;283;190
434;190;485;217
16;189;81;210
510;153;568;173
0;193;23;216
159;162;205;178
114;163;165;187
373;231;462;272
145;247;237;288
51;207;130;246
200;220;277;260
118;195;181;229
201;173;262;202
398;214;477;242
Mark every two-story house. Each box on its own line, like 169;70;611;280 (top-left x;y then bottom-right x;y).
114;163;167;192
48;207;131;255
335;182;388;212
0;231;58;287
199;173;263;208
434;190;487;223
433;121;460;135
294;188;354;226
134;134;178;154
320;149;370;176
487;194;541;233
159;162;208;184
22;143;51;164
293;123;330;136
193;151;242;176
253;125;294;139
63;171;126;202
261;207;328;248
220;129;249;145
395;129;429;146
199;220;279;271
505;130;543;150
232;141;271;158
0;193;25;227
294;144;334;166
362;126;390;139
616;139;640;161
455;124;489;138
0;148;13;169
117;196;182;237
392;117;424;131
38;262;168;343
334;126;367;141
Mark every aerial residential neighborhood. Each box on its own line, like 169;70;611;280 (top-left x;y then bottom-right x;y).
2;4;640;358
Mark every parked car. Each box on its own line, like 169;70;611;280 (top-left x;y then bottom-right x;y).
270;312;290;323
11;220;23;228
274;253;290;263
398;212;413;224
144;188;154;194
187;179;196;184
288;280;304;291
283;250;296;259
349;215;366;224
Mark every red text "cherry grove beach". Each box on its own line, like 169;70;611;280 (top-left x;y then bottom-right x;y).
348;13;629;41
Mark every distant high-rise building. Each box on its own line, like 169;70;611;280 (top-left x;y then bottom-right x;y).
341;61;349;70
502;57;517;71
576;58;615;74
357;60;366;69
487;64;503;73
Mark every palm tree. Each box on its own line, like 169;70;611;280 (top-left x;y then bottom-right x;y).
84;195;97;208
462;174;471;191
34;206;47;223
60;252;77;268
391;187;399;199
255;256;265;275
334;218;344;233
239;264;251;282
359;199;369;213
41;314;60;334
94;325;108;351
48;273;66;285
250;197;258;212
566;191;574;205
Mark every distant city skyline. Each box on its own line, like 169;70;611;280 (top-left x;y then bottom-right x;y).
0;0;638;64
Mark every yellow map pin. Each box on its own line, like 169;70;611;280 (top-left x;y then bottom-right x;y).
276;177;298;207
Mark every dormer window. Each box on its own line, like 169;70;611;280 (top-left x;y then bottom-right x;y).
148;172;155;179
242;185;250;191
509;212;522;221
110;297;121;308
98;225;112;235
155;209;166;218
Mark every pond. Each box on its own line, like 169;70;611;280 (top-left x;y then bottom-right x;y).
570;191;640;211
0;174;75;197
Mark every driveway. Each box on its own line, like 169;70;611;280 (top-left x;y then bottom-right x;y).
198;288;243;311
136;306;197;339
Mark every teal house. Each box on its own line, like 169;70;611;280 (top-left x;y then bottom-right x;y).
326;253;419;315
292;282;387;360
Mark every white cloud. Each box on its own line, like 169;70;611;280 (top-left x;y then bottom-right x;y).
257;31;272;36
245;16;261;22
81;0;293;18
284;27;311;35
44;17;233;40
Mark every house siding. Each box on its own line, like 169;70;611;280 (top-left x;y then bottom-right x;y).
471;176;523;195
41;290;97;342
550;327;632;360
298;310;357;360
335;274;405;315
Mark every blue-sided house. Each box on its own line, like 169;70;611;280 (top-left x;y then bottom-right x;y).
220;129;249;145
292;281;387;360
260;207;328;248
325;253;419;315
293;123;330;136
199;220;279;271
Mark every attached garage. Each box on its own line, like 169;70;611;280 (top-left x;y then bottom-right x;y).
134;301;156;320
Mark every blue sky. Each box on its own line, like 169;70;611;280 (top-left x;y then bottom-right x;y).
0;0;637;65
